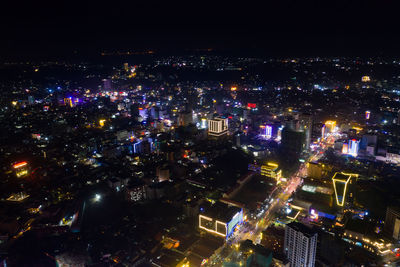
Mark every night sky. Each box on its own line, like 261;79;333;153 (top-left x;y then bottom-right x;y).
1;1;399;58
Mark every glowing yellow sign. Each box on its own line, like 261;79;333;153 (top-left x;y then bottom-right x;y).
332;172;358;206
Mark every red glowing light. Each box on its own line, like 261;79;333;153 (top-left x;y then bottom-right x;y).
13;161;27;169
247;103;256;109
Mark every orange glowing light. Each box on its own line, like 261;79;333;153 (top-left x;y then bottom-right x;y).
13;162;27;169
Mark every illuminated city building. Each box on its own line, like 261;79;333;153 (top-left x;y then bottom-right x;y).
13;161;29;178
198;201;243;240
324;120;336;133
247;103;257;109
208;117;228;136
321;125;326;139
126;184;146;202
342;143;349;154
200;118;207;129
139;107;148;120
261;162;282;183
284;222;317;267
332;172;358;207
361;76;371;82
99;119;106;127
262;125;272;139
123;62;129;72
306;162;328;179
365;110;371;120
348;139;360;157
260;124;273;139
64;97;74;108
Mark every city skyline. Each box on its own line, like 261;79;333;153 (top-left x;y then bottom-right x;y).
1;1;400;267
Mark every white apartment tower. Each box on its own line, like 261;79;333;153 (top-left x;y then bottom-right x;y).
208;117;228;136
284;222;317;267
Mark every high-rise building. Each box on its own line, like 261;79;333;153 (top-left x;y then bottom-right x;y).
300;114;313;150
384;206;400;241
208;117;228;136
348;139;360;157
284;222;317;267
261;125;273;139
331;172;358;207
281;128;305;155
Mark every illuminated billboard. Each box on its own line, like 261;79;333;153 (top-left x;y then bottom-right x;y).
247;103;256;109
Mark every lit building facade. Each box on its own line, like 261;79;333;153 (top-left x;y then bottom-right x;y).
324;120;336;133
284;222;317;267
263;125;272;139
13;161;29;178
126;185;146;202
342;143;349;154
198;201;243;240
208;117;228;136
365;110;371;120
332;172;358;207
348;139;360;157
261;162;282;183
361;76;371;82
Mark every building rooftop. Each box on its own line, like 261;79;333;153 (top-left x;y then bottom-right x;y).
286;222;317;238
199;201;242;223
